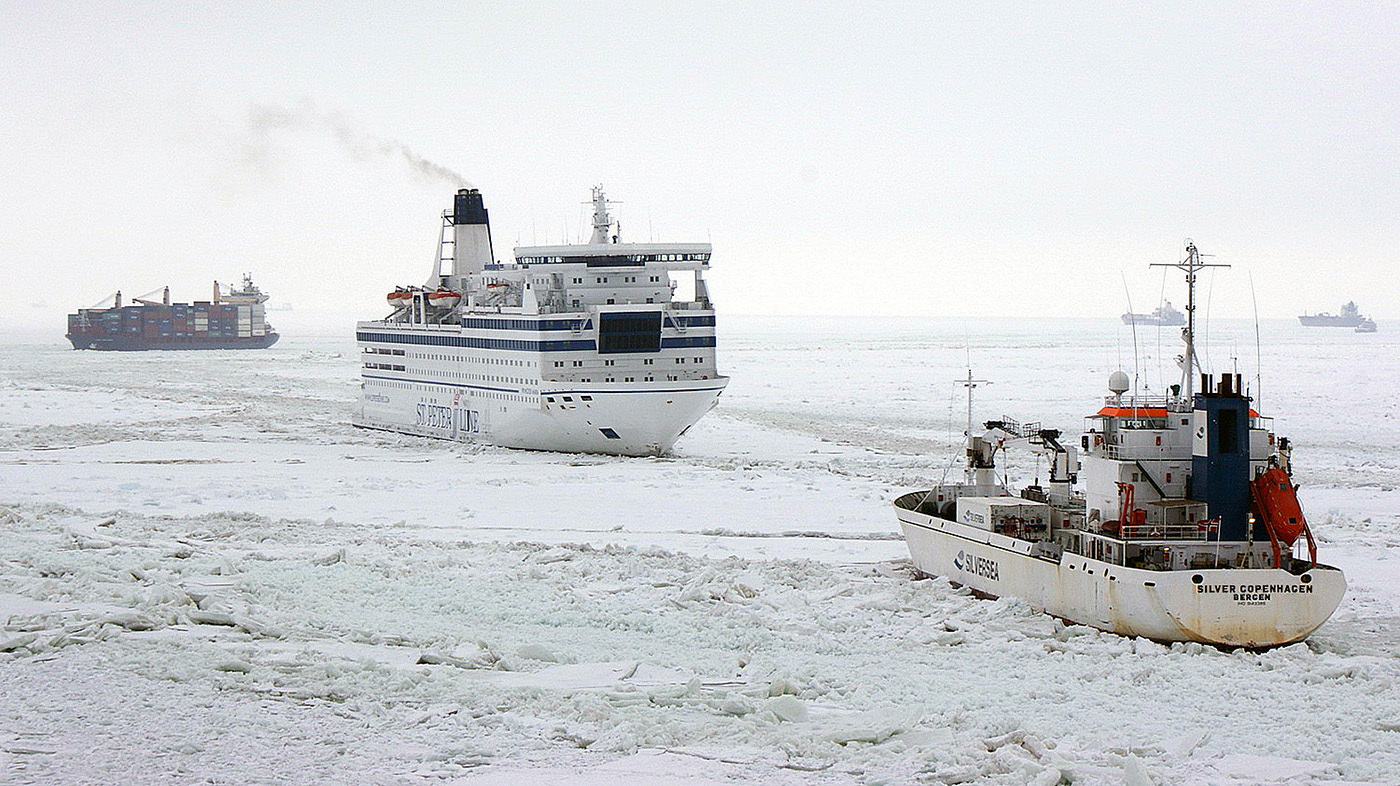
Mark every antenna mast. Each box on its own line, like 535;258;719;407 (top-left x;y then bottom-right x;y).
586;185;621;244
1151;240;1229;400
959;369;990;483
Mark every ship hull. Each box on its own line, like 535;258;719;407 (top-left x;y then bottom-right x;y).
1121;314;1185;326
355;376;728;457
895;493;1346;647
1298;315;1363;327
66;333;280;351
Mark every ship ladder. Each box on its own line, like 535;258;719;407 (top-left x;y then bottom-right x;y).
437;213;456;272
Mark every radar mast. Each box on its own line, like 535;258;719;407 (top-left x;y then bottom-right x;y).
1151;241;1229;400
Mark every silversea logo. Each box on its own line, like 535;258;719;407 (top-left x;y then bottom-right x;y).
953;550;999;581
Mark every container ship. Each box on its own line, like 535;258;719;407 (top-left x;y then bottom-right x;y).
894;243;1345;647
66;275;279;351
354;186;727;456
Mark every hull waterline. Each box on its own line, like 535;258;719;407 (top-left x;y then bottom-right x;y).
896;494;1346;648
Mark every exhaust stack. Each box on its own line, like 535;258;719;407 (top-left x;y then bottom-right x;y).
451;189;494;277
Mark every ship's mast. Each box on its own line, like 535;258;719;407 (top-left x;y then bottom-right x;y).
1151;241;1229;400
587;186;616;244
960;369;989;483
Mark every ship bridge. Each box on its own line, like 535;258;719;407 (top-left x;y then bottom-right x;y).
516;242;711;270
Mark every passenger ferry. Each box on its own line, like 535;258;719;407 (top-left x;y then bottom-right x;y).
354;187;727;456
894;243;1345;647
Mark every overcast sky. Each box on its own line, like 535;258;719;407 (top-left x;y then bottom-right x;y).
3;2;1397;323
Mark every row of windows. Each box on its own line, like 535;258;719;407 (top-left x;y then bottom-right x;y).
410;352;533;367
517;253;710;265
358;332;595;352
540;374;711;384
383;369;534;385
552;356;704;369
458;317;584;331
600;297;659;305
569;275;663;285
365;379;536;404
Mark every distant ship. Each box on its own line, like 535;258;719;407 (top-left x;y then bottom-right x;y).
1122;300;1185;326
1299;301;1365;327
1356;318;1377;333
895;243;1345;647
353;186;727;456
66;275;279;351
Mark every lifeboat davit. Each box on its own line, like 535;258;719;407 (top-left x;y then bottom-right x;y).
1250;466;1317;567
426;288;461;309
387;289;413;308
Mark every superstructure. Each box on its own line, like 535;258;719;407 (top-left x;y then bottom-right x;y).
354;187;727;456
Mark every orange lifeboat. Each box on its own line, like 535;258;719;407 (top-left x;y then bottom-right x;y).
426;288;461;309
1250;467;1317;567
387;289;413;308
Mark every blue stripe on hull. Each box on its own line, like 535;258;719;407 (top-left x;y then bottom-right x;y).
356;331;717;352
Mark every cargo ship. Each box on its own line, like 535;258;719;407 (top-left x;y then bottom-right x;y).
66;275;279;351
354;186;727;456
894;243;1345;647
1298;301;1365;327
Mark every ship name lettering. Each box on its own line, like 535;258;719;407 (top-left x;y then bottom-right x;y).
1234;583;1313;603
1195;582;1313;598
416;403;454;430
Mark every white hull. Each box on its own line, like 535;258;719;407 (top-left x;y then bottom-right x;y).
895;494;1346;647
356;375;727;457
361;187;727;457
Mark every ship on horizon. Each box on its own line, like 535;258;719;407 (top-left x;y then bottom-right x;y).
1122;300;1185;326
66;275;279;351
353;186;727;456
1299;301;1366;328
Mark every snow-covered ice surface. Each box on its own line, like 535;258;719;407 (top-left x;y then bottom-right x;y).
2;313;1398;785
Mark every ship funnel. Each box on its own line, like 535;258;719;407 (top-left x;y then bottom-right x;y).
451;188;494;277
1190;372;1254;541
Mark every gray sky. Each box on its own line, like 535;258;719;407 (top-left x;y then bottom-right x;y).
3;2;1397;322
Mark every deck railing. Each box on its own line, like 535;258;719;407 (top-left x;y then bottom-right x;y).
1118;522;1208;541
